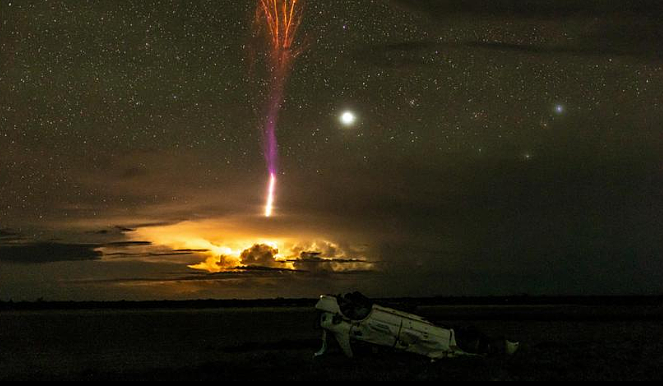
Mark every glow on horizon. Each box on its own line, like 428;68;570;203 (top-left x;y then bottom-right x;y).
114;219;374;274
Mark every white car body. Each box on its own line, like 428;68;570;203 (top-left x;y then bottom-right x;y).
314;294;476;359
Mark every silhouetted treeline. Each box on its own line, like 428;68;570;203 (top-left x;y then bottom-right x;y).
1;295;661;311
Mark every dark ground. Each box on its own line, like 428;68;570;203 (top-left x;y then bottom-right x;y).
1;301;662;381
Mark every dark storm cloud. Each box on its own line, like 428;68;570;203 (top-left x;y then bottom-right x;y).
115;225;137;232
129;221;181;228
104;251;199;258
87;225;138;235
389;0;663;20
102;241;152;247
0;229;102;264
99;241;211;261
232;265;303;273
283;252;378;275
0;242;102;264
110;222;184;232
356;33;663;68
380;0;663;64
0;228;22;241
0;228;189;264
290;257;370;264
464;19;663;61
88;229;111;235
287;252;371;265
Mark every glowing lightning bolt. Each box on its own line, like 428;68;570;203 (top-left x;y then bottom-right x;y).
254;0;305;217
264;173;276;217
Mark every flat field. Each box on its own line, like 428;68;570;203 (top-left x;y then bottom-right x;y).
1;304;662;380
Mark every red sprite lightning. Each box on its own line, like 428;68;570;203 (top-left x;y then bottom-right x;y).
255;0;305;217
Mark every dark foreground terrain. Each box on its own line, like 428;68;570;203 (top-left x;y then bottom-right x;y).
1;301;662;381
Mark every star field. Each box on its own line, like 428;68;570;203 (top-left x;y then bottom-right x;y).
1;0;663;300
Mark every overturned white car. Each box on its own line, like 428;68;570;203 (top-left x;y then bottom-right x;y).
315;292;518;360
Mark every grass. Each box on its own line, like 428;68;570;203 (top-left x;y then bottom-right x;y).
1;305;661;380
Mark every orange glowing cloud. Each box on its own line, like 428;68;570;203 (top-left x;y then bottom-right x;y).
120;219;375;274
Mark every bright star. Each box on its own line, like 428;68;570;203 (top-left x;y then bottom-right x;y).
340;111;356;126
555;104;564;114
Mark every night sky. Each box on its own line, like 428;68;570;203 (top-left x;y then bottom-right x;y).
2;0;663;300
